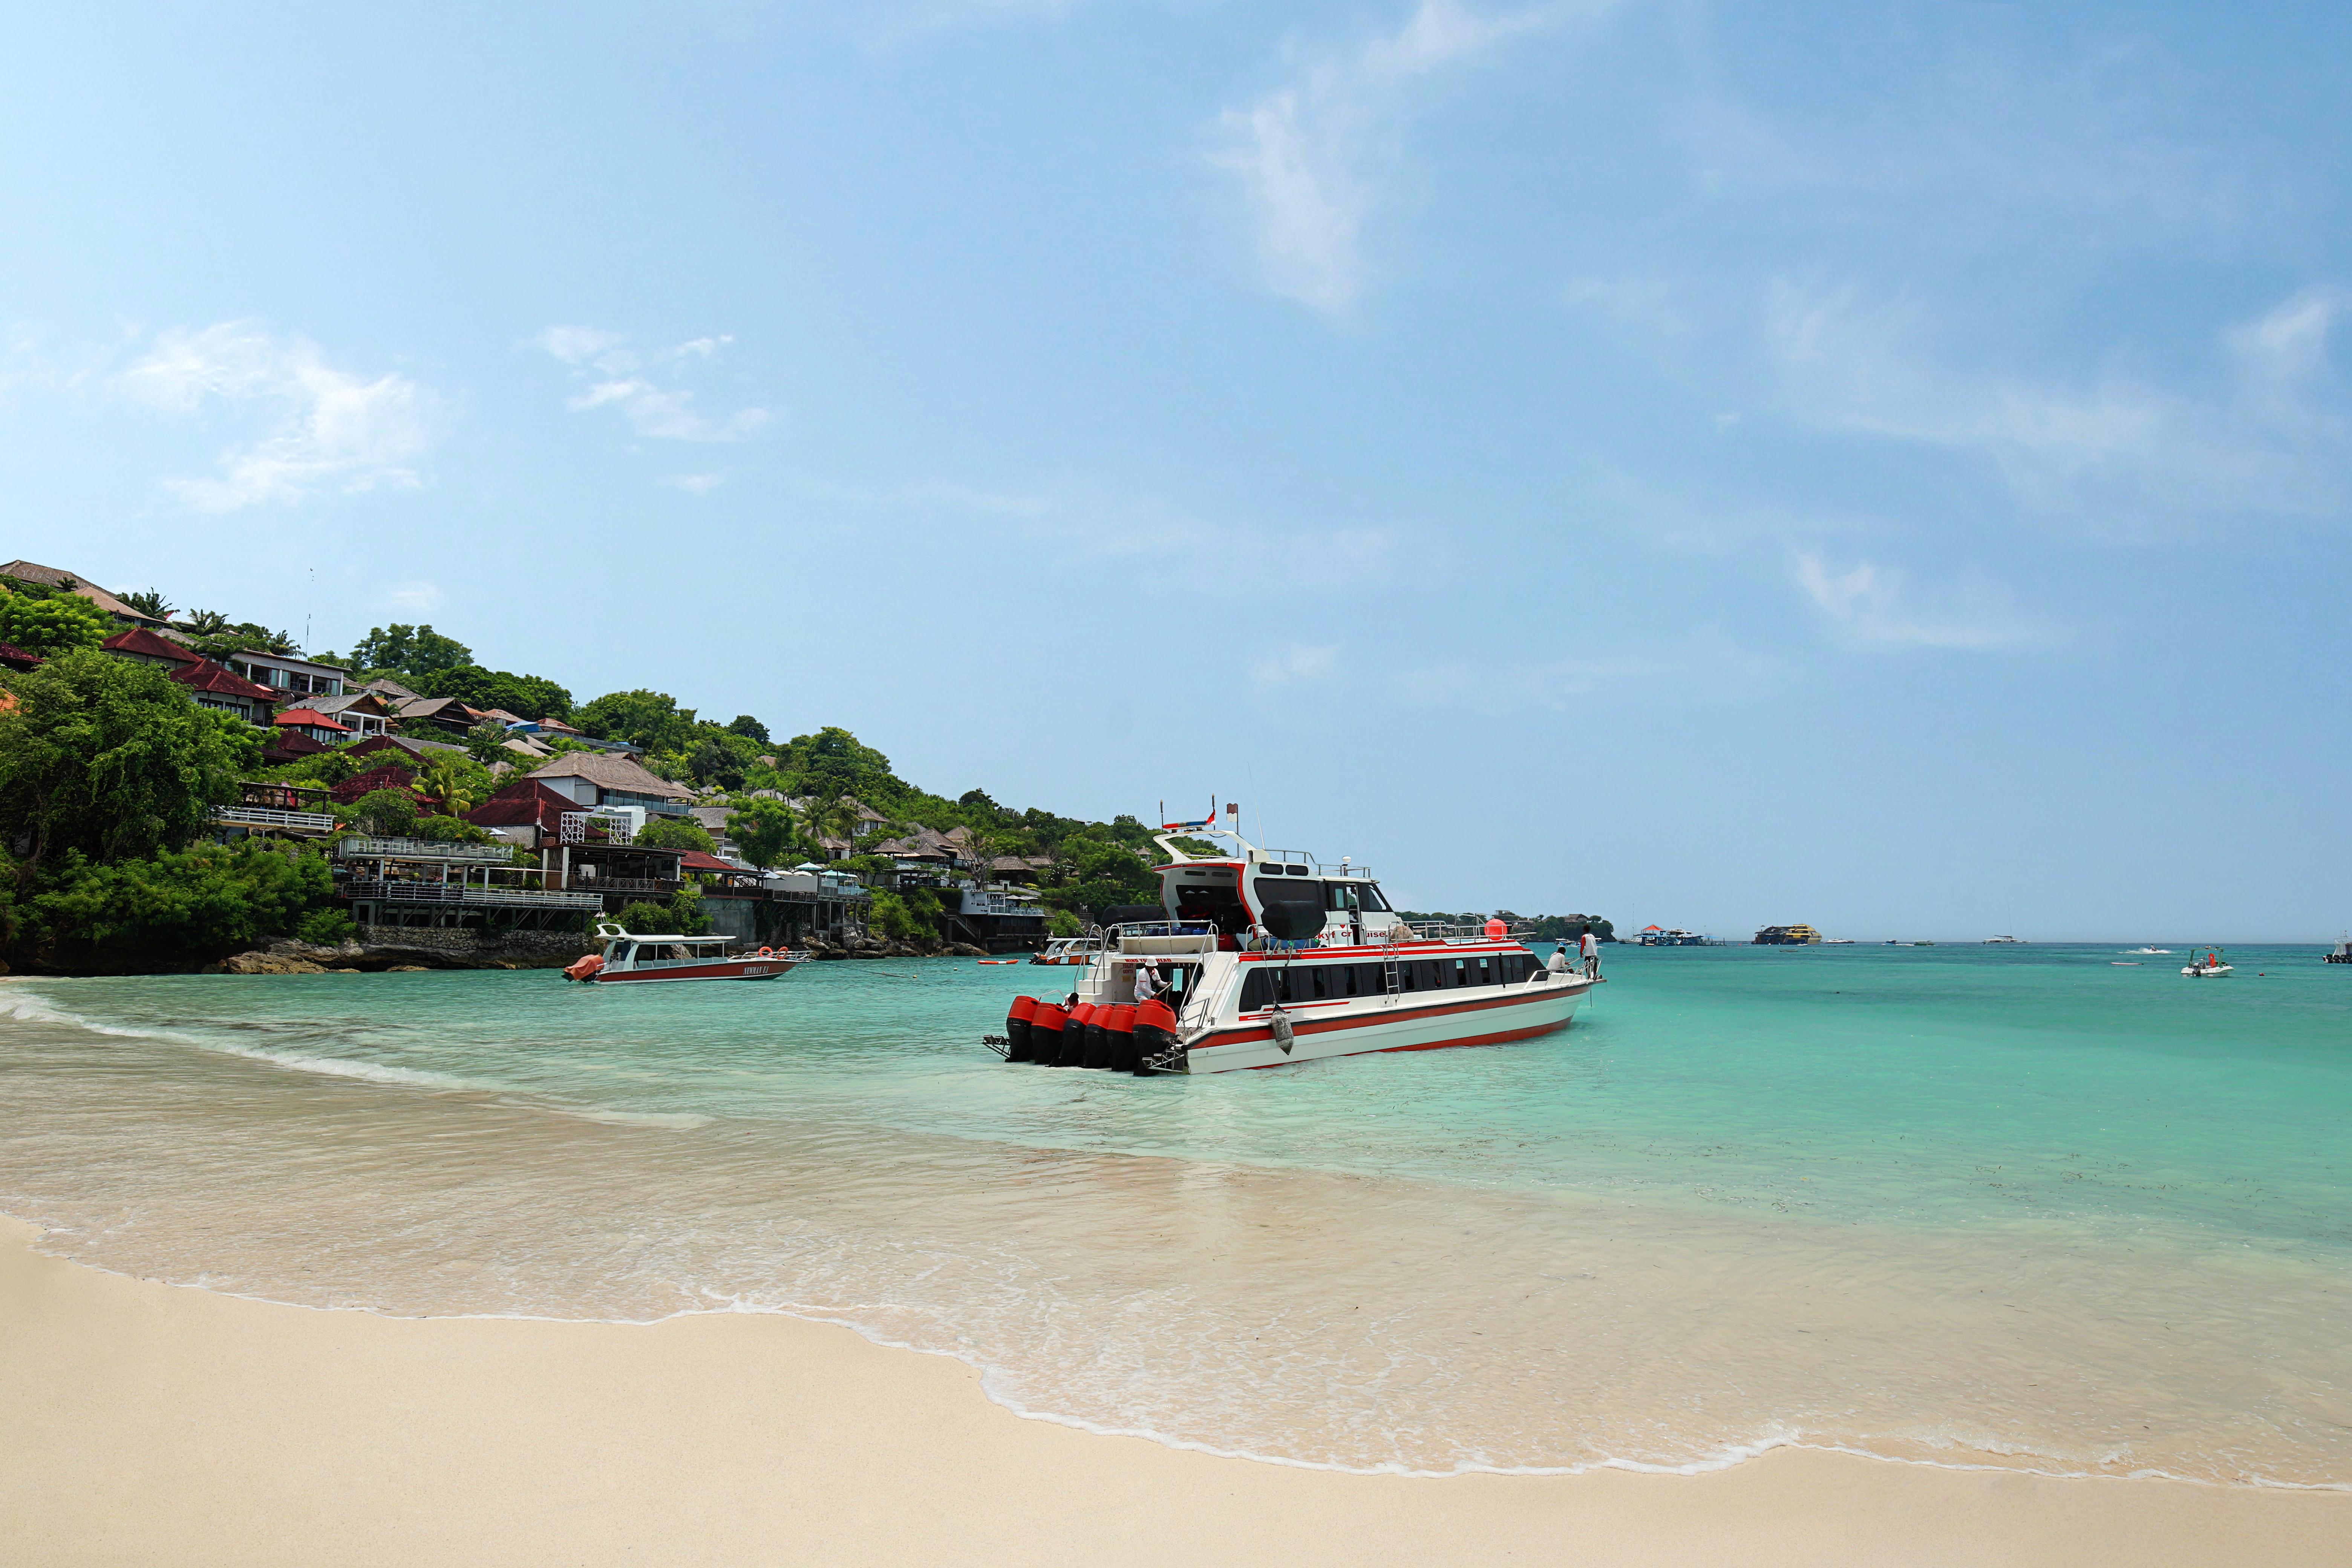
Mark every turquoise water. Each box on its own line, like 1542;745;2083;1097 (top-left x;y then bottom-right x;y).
3;943;2349;1482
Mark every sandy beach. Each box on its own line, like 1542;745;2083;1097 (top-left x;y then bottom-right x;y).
5;1217;2346;1567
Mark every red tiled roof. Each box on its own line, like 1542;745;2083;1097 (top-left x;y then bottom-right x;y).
677;850;740;873
170;657;276;701
274;708;350;732
466;779;583;832
0;642;43;671
262;730;329;760
101;626;199;664
329;764;421;805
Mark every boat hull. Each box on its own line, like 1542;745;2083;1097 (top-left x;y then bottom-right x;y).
593;958;799;983
1176;981;1586;1073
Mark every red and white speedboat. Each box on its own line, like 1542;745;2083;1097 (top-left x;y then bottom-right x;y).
564;923;808;984
994;815;1592;1073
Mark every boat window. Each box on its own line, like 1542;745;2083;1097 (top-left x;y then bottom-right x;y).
1308;967;1329;1000
1357;884;1392;912
1254;876;1323;908
1476;956;1494;986
1328;884;1359;912
1240;969;1270;1010
1174;882;1248;936
1285;864;1311;875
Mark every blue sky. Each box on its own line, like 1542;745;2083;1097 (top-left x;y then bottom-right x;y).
4;2;2347;938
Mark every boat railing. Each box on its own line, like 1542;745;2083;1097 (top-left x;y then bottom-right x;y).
616;948;793;971
1109;921;1221;956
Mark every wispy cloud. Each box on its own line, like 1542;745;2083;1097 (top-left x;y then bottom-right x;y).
385;580;441;613
1212;0;1607;315
540;326;768;443
1400;629;1779;712
1254;643;1340;684
1763;282;2350;529
116;323;430;511
1792;551;2054;651
667;472;727;495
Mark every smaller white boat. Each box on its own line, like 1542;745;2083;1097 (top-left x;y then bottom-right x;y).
2325;936;2352;966
2123;947;2172;955
2181;949;2233;979
1031;934;1105;966
564;923;807;984
2112;961;2141;966
1984;935;2025;945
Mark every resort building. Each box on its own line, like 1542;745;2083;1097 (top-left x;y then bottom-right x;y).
525;752;697;819
224;649;349;698
0;560;164;626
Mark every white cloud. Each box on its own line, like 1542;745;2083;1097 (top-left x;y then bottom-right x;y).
117;323;430;511
385;580;441;613
1254;643;1340;684
1212;0;1607;315
1792;551;2053;651
668;472;727;494
1763;282;2349;529
542;326;769;443
538;325;625;365
1400;629;1779;712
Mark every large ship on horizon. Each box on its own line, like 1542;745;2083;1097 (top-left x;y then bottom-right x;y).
1752;924;1823;945
992;810;1589;1074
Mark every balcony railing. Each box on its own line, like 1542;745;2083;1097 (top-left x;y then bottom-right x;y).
340;880;602;911
569;876;678;896
214;805;338;833
338;836;516;863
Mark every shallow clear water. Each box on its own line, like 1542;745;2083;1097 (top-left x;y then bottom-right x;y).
3;944;2348;1483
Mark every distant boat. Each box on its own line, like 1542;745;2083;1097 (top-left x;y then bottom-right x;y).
2112;961;2141;966
1633;926;1712;947
1753;924;1823;945
2182;948;2233;978
1984;935;2025;945
1913;941;1936;947
2327;936;2352;966
1822;937;1856;945
2123;947;2172;955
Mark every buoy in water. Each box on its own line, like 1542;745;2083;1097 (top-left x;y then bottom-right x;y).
1133;998;1178;1074
1029;1001;1067;1066
1005;995;1037;1063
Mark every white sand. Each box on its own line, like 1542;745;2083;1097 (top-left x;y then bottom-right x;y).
3;1216;2346;1567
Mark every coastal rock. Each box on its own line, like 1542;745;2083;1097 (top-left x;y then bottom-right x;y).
221;951;328;975
385;965;432;973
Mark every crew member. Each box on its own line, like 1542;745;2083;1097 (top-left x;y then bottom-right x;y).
1547;943;1573;977
1579;925;1601;980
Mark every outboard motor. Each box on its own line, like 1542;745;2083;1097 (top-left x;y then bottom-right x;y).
1005;995;1037;1063
1081;1003;1113;1068
1029;1001;1067;1066
1133;998;1178;1075
1101;1003;1137;1071
1067;1006;1101;1067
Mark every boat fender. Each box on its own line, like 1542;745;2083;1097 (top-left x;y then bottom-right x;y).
1269;1007;1294;1055
1005;995;1038;1063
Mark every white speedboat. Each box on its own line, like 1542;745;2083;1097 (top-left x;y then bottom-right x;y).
2181;949;2233;978
2124;947;2173;955
1029;934;1104;966
564;923;807;984
992;816;1589;1074
1984;935;2025;945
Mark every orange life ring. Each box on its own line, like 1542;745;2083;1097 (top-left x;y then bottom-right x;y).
758;946;774;957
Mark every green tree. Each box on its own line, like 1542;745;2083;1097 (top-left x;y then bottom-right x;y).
0;650;254;883
728;800;795;869
181;609;230;637
464;718;511;767
414;751;491;816
416;664;573;722
633;816;715;853
349;624;473;679
727;715;769;744
774;726;900;807
576;689;698;754
119;588;173;620
687;735;744;790
801;795;862;858
24;842;334;959
614;888;710;936
350;789;418;838
0;590;113;657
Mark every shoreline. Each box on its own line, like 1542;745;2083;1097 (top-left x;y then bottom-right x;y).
6;1217;2349;1566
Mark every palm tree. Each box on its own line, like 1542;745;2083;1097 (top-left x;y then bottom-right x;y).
119;588;173;619
183;609;230;636
801;795;861;861
417;753;482;817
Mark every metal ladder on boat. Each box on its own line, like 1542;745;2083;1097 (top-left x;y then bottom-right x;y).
1381;946;1401;1006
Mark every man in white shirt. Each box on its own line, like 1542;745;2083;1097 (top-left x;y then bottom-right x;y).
1546;944;1573;978
1580;926;1601;980
1134;961;1163;1004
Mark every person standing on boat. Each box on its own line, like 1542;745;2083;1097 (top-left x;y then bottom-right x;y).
1135;960;1164;1004
1579;925;1601;980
